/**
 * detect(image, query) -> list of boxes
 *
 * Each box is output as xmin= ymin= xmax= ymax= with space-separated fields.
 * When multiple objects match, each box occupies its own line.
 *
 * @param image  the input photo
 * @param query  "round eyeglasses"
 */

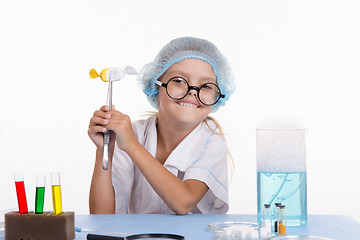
xmin=155 ymin=77 xmax=225 ymax=106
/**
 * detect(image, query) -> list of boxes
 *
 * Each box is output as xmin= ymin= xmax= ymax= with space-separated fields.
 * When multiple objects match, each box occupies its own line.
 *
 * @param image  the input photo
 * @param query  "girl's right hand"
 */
xmin=88 ymin=105 xmax=112 ymax=149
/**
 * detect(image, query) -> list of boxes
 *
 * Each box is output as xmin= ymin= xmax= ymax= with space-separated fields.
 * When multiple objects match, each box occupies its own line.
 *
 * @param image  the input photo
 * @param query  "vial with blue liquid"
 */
xmin=256 ymin=129 xmax=307 ymax=226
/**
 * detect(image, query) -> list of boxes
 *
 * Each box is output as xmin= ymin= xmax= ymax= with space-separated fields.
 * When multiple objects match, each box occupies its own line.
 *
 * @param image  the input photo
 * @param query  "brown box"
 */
xmin=5 ymin=211 xmax=75 ymax=240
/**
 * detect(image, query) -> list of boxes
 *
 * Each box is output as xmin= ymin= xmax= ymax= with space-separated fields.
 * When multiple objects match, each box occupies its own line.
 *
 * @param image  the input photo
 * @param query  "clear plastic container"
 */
xmin=272 ymin=236 xmax=333 ymax=240
xmin=208 ymin=222 xmax=259 ymax=233
xmin=208 ymin=222 xmax=260 ymax=240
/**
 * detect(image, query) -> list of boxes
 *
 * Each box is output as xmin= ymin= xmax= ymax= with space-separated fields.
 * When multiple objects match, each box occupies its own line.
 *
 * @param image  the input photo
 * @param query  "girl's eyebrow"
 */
xmin=166 ymin=70 xmax=216 ymax=83
xmin=166 ymin=70 xmax=187 ymax=78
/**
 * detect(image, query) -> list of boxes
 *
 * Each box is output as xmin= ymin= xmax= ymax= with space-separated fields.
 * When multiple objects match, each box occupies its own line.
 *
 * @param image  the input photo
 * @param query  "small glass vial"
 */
xmin=260 ymin=203 xmax=272 ymax=238
xmin=263 ymin=204 xmax=272 ymax=231
xmin=273 ymin=202 xmax=282 ymax=232
xmin=278 ymin=205 xmax=287 ymax=236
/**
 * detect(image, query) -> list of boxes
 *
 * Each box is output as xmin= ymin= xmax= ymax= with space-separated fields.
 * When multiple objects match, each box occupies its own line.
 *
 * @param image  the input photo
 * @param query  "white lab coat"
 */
xmin=112 ymin=116 xmax=229 ymax=214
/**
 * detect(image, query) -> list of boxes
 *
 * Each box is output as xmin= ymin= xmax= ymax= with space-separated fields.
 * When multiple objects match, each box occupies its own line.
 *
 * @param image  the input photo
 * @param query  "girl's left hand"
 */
xmin=105 ymin=106 xmax=138 ymax=152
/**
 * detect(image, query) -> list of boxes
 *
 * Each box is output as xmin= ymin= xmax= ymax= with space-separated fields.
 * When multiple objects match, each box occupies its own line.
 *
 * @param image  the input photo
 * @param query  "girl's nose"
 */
xmin=187 ymin=89 xmax=197 ymax=97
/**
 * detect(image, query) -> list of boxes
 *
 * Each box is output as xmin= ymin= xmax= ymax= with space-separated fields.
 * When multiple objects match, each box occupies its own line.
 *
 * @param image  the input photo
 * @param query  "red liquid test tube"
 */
xmin=14 ymin=171 xmax=28 ymax=214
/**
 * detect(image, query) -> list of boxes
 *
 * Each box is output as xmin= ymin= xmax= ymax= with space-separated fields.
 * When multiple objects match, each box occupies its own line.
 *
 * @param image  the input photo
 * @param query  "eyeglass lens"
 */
xmin=166 ymin=78 xmax=220 ymax=105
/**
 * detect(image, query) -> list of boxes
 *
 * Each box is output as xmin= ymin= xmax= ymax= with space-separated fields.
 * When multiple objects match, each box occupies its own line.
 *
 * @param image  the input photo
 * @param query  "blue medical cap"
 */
xmin=137 ymin=36 xmax=235 ymax=112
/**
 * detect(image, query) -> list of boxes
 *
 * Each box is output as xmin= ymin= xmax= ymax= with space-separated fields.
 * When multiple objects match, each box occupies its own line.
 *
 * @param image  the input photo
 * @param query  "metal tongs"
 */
xmin=90 ymin=66 xmax=137 ymax=170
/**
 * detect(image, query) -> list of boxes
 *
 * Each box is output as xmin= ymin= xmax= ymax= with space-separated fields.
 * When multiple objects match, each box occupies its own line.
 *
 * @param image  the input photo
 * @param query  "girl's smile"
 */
xmin=177 ymin=100 xmax=199 ymax=108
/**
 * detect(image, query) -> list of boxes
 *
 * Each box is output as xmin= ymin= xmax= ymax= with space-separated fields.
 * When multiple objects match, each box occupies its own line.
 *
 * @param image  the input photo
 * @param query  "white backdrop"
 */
xmin=1 ymin=0 xmax=360 ymax=223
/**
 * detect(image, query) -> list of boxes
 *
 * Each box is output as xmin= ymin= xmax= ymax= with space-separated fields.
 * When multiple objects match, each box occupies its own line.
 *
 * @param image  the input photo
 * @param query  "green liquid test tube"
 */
xmin=35 ymin=174 xmax=46 ymax=214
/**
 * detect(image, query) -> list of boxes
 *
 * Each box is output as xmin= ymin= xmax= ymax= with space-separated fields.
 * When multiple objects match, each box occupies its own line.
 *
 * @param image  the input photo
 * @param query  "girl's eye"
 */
xmin=202 ymin=84 xmax=214 ymax=90
xmin=172 ymin=78 xmax=186 ymax=84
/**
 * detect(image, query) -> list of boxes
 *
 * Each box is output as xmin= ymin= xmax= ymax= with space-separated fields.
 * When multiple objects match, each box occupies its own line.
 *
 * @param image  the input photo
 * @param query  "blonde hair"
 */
xmin=204 ymin=116 xmax=235 ymax=182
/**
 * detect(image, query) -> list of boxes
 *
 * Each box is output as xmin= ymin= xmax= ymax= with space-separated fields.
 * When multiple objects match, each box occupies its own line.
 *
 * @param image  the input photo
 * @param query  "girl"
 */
xmin=88 ymin=37 xmax=235 ymax=215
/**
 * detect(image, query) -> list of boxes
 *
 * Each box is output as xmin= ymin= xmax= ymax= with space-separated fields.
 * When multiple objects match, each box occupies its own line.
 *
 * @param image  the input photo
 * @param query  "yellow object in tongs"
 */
xmin=89 ymin=68 xmax=109 ymax=82
xmin=89 ymin=66 xmax=138 ymax=171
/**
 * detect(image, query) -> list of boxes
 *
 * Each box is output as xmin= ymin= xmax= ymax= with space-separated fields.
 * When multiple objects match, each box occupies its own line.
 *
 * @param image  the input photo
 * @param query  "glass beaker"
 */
xmin=256 ymin=129 xmax=307 ymax=226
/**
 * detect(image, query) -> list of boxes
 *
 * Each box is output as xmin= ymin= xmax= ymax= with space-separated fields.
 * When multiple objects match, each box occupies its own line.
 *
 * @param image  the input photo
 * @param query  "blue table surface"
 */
xmin=73 ymin=214 xmax=360 ymax=240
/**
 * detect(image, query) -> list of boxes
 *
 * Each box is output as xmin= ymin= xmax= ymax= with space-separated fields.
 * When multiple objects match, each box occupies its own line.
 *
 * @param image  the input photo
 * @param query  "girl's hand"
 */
xmin=105 ymin=107 xmax=138 ymax=153
xmin=88 ymin=105 xmax=113 ymax=149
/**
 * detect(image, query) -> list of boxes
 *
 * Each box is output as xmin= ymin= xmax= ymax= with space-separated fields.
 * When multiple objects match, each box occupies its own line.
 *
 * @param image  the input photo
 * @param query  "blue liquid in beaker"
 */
xmin=257 ymin=172 xmax=307 ymax=226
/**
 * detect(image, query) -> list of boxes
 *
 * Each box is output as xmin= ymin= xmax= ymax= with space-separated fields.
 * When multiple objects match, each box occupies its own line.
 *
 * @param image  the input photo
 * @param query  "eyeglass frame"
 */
xmin=155 ymin=76 xmax=225 ymax=106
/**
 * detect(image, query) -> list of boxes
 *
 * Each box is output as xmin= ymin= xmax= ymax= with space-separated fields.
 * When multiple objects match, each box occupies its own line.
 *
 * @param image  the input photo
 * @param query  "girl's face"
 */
xmin=157 ymin=59 xmax=216 ymax=127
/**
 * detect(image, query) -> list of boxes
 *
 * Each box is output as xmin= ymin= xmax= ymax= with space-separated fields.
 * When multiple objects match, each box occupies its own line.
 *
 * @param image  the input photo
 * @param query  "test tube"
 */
xmin=14 ymin=171 xmax=28 ymax=214
xmin=35 ymin=174 xmax=46 ymax=214
xmin=51 ymin=172 xmax=62 ymax=215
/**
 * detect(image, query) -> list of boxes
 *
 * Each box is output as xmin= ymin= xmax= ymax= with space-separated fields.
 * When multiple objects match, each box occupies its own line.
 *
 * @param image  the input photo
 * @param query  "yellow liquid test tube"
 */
xmin=51 ymin=172 xmax=62 ymax=215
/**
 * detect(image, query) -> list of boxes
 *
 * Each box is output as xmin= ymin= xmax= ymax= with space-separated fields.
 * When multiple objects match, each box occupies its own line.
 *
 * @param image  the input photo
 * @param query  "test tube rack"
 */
xmin=5 ymin=211 xmax=75 ymax=240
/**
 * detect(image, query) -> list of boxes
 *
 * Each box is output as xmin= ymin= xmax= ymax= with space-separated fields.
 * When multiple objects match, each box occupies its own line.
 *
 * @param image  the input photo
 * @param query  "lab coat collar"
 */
xmin=142 ymin=116 xmax=216 ymax=172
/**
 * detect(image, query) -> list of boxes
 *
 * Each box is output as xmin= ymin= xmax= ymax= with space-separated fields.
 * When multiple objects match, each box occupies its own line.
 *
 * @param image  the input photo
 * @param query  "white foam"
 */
xmin=256 ymin=129 xmax=306 ymax=172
